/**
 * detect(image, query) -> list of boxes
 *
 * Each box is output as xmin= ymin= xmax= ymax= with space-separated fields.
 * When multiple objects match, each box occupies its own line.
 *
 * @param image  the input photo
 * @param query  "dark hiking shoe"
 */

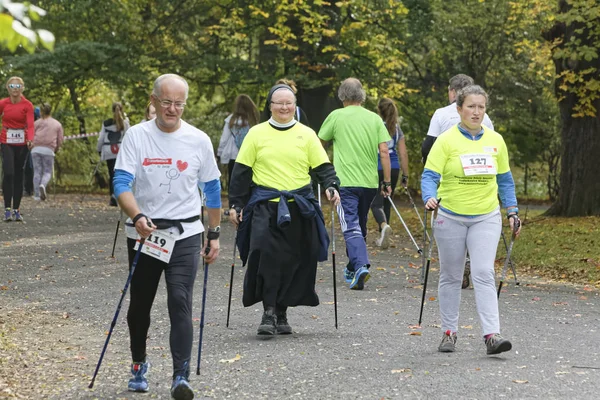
xmin=275 ymin=310 xmax=292 ymax=334
xmin=438 ymin=330 xmax=457 ymax=353
xmin=257 ymin=309 xmax=276 ymax=337
xmin=171 ymin=375 xmax=194 ymax=400
xmin=462 ymin=259 xmax=471 ymax=289
xmin=485 ymin=333 xmax=512 ymax=355
xmin=343 ymin=266 xmax=355 ymax=284
xmin=4 ymin=208 xmax=11 ymax=222
xmin=127 ymin=361 xmax=150 ymax=392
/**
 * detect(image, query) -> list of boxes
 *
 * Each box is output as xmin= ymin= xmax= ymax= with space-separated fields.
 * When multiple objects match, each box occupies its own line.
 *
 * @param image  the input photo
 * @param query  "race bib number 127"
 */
xmin=459 ymin=154 xmax=497 ymax=176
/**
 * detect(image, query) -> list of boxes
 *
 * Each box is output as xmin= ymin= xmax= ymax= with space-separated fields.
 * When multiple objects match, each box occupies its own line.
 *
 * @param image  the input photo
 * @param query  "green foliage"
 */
xmin=0 ymin=1 xmax=54 ymax=53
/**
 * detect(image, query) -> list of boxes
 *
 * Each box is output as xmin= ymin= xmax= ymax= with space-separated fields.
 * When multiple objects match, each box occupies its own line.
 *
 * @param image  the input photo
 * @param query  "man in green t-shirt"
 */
xmin=318 ymin=78 xmax=391 ymax=290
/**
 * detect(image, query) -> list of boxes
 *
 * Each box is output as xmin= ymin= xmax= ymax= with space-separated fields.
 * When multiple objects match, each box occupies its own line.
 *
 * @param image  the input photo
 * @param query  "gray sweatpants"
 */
xmin=32 ymin=153 xmax=54 ymax=197
xmin=433 ymin=208 xmax=502 ymax=336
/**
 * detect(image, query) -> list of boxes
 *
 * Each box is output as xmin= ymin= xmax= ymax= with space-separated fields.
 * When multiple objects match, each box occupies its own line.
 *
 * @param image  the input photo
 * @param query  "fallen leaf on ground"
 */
xmin=513 ymin=380 xmax=529 ymax=384
xmin=219 ymin=354 xmax=242 ymax=363
xmin=553 ymin=302 xmax=568 ymax=306
xmin=408 ymin=325 xmax=421 ymax=329
xmin=376 ymin=267 xmax=386 ymax=271
xmin=322 ymin=301 xmax=334 ymax=305
xmin=532 ymin=297 xmax=541 ymax=301
xmin=391 ymin=368 xmax=411 ymax=373
xmin=429 ymin=297 xmax=436 ymax=301
xmin=460 ymin=325 xmax=473 ymax=329
xmin=409 ymin=331 xmax=422 ymax=336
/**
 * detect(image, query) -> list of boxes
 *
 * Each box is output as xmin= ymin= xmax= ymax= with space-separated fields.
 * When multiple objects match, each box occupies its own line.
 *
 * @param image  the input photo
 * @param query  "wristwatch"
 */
xmin=207 ymin=226 xmax=220 ymax=240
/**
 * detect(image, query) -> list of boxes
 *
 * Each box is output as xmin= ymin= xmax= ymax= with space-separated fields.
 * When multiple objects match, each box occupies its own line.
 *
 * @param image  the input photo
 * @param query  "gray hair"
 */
xmin=338 ymin=78 xmax=366 ymax=104
xmin=449 ymin=74 xmax=474 ymax=92
xmin=152 ymin=74 xmax=189 ymax=99
xmin=456 ymin=85 xmax=489 ymax=107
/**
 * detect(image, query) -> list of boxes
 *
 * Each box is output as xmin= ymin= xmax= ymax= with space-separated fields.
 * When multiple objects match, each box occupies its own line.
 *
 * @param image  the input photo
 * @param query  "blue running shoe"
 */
xmin=349 ymin=265 xmax=370 ymax=290
xmin=12 ymin=209 xmax=23 ymax=222
xmin=171 ymin=375 xmax=194 ymax=400
xmin=343 ymin=267 xmax=355 ymax=284
xmin=127 ymin=361 xmax=150 ymax=392
xmin=4 ymin=208 xmax=11 ymax=222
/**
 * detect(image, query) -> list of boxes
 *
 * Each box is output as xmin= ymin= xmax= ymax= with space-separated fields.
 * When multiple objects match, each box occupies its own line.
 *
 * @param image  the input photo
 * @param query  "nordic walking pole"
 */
xmin=197 ymin=194 xmax=210 ymax=375
xmin=418 ymin=198 xmax=441 ymax=326
xmin=329 ymin=189 xmax=338 ymax=329
xmin=501 ymin=231 xmax=519 ymax=285
xmin=497 ymin=218 xmax=521 ymax=298
xmin=404 ymin=187 xmax=430 ymax=242
xmin=387 ymin=196 xmax=422 ymax=254
xmin=89 ymin=235 xmax=147 ymax=388
xmin=111 ymin=209 xmax=123 ymax=258
xmin=226 ymin=227 xmax=238 ymax=328
xmin=318 ymin=183 xmax=322 ymax=208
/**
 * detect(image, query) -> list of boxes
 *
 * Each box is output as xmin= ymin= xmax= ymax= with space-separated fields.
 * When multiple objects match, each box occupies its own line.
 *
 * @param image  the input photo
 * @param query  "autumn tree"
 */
xmin=544 ymin=0 xmax=600 ymax=216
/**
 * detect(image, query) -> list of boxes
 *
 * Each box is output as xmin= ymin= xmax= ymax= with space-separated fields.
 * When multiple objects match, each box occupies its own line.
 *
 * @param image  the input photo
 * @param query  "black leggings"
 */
xmin=1 ymin=144 xmax=29 ymax=209
xmin=370 ymin=168 xmax=400 ymax=229
xmin=126 ymin=234 xmax=201 ymax=378
xmin=106 ymin=158 xmax=116 ymax=196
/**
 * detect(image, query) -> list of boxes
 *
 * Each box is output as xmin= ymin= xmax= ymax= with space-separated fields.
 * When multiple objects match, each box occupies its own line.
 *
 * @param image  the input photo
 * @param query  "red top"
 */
xmin=0 ymin=95 xmax=35 ymax=145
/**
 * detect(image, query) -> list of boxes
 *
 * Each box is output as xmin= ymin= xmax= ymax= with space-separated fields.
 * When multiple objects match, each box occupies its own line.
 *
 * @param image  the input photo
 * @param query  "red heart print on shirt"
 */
xmin=176 ymin=160 xmax=188 ymax=172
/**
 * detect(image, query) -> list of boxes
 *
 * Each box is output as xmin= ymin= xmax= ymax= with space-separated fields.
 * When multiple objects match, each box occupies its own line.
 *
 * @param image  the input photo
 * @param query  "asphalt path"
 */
xmin=1 ymin=195 xmax=598 ymax=399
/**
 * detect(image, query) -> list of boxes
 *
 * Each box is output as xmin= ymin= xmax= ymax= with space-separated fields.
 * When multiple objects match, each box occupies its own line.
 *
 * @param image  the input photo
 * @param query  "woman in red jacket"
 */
xmin=0 ymin=76 xmax=34 ymax=222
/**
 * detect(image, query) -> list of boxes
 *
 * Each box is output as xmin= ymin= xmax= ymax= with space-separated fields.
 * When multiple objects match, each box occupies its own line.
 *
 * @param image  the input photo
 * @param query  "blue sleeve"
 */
xmin=199 ymin=178 xmax=222 ymax=208
xmin=113 ymin=169 xmax=134 ymax=198
xmin=421 ymin=168 xmax=441 ymax=204
xmin=496 ymin=171 xmax=517 ymax=208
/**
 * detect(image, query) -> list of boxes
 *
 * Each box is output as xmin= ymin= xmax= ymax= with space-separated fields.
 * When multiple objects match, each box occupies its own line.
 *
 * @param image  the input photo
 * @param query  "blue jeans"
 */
xmin=338 ymin=187 xmax=377 ymax=271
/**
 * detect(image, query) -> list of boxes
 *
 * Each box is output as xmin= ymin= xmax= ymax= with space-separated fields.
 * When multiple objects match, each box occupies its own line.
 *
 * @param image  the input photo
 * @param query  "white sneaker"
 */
xmin=378 ymin=224 xmax=392 ymax=249
xmin=33 ymin=196 xmax=41 ymax=201
xmin=39 ymin=185 xmax=47 ymax=201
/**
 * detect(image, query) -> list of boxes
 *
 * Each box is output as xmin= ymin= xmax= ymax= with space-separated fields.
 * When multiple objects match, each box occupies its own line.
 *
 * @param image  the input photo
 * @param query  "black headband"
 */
xmin=266 ymin=84 xmax=295 ymax=106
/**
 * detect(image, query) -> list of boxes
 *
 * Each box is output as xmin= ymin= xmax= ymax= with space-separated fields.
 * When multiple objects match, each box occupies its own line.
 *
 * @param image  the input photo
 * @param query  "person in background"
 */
xmin=421 ymin=74 xmax=495 ymax=289
xmin=421 ymin=84 xmax=521 ymax=356
xmin=0 ymin=76 xmax=34 ymax=222
xmin=32 ymin=103 xmax=64 ymax=201
xmin=216 ymin=94 xmax=259 ymax=192
xmin=23 ymin=107 xmax=41 ymax=197
xmin=142 ymin=102 xmax=156 ymax=122
xmin=370 ymin=98 xmax=409 ymax=249
xmin=318 ymin=78 xmax=392 ymax=290
xmin=97 ymin=102 xmax=130 ymax=206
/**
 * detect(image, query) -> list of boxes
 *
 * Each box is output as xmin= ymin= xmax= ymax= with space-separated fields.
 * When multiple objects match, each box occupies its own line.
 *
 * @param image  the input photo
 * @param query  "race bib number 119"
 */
xmin=133 ymin=230 xmax=177 ymax=263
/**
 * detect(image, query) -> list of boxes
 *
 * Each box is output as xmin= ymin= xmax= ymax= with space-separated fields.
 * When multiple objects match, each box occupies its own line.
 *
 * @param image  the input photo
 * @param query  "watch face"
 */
xmin=210 ymin=226 xmax=221 ymax=233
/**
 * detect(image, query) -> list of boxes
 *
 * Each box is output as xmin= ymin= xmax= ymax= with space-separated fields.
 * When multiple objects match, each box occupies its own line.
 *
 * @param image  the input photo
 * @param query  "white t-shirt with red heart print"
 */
xmin=115 ymin=119 xmax=221 ymax=240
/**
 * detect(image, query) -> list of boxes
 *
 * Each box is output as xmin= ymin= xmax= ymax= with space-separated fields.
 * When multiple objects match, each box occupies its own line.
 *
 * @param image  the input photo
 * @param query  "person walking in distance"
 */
xmin=216 ymin=94 xmax=259 ymax=191
xmin=228 ymin=83 xmax=340 ymax=337
xmin=98 ymin=102 xmax=130 ymax=206
xmin=318 ymin=78 xmax=392 ymax=290
xmin=421 ymin=85 xmax=521 ymax=356
xmin=32 ymin=103 xmax=63 ymax=201
xmin=113 ymin=74 xmax=222 ymax=399
xmin=370 ymin=98 xmax=409 ymax=249
xmin=0 ymin=76 xmax=35 ymax=222
xmin=421 ymin=74 xmax=494 ymax=289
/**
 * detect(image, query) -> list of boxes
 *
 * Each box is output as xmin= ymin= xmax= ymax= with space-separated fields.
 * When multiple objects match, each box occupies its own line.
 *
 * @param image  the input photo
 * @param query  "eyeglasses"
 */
xmin=271 ymin=101 xmax=295 ymax=108
xmin=154 ymin=97 xmax=186 ymax=110
xmin=8 ymin=84 xmax=22 ymax=89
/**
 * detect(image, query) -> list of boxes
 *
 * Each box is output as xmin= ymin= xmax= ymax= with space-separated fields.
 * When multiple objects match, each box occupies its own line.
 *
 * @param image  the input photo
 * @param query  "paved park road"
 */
xmin=1 ymin=195 xmax=598 ymax=399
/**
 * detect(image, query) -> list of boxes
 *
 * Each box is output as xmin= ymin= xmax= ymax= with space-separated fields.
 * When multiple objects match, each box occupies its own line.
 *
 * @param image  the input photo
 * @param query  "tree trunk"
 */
xmin=544 ymin=0 xmax=600 ymax=216
xmin=67 ymin=83 xmax=86 ymax=135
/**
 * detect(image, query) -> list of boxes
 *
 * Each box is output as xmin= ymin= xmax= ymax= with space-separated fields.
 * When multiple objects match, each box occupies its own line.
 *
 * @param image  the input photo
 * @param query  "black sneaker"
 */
xmin=275 ymin=310 xmax=292 ymax=335
xmin=170 ymin=375 xmax=194 ymax=400
xmin=257 ymin=309 xmax=276 ymax=337
xmin=438 ymin=330 xmax=457 ymax=353
xmin=462 ymin=259 xmax=471 ymax=289
xmin=485 ymin=333 xmax=512 ymax=355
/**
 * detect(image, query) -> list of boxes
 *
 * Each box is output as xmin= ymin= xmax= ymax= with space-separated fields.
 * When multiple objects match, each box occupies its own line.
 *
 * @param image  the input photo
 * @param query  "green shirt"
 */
xmin=424 ymin=125 xmax=510 ymax=215
xmin=318 ymin=106 xmax=389 ymax=188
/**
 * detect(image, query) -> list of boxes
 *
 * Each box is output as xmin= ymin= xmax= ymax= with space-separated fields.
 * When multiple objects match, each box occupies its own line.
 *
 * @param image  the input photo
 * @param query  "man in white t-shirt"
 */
xmin=113 ymin=74 xmax=221 ymax=399
xmin=420 ymin=74 xmax=495 ymax=290
xmin=421 ymin=74 xmax=494 ymax=163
